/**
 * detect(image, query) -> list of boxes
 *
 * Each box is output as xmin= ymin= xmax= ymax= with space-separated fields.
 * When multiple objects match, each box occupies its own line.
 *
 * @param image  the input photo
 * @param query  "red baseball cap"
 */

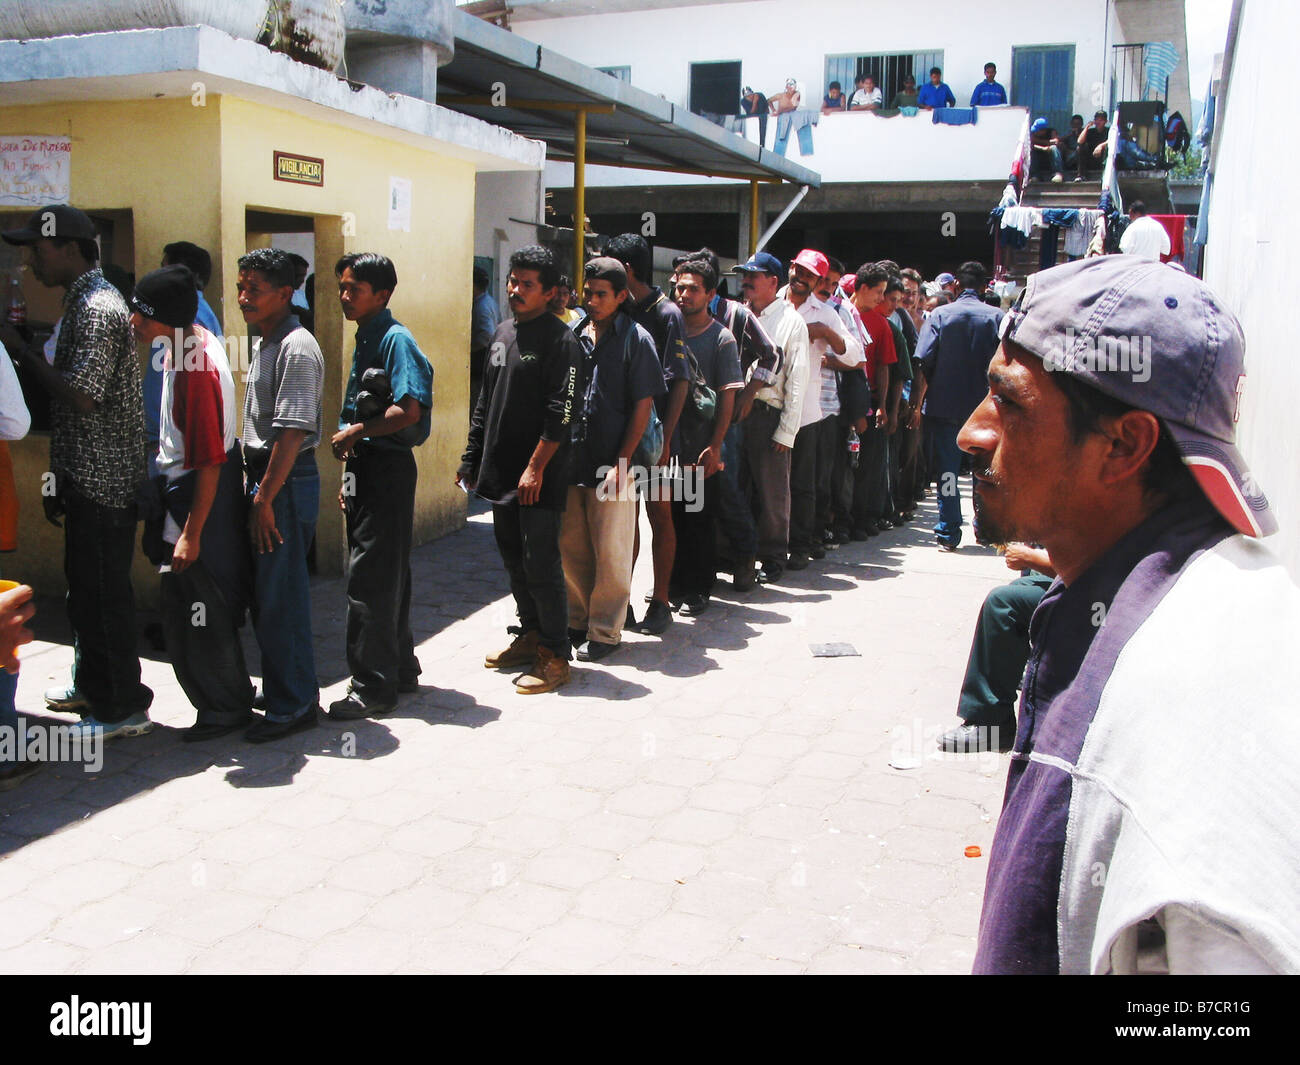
xmin=791 ymin=249 xmax=829 ymax=278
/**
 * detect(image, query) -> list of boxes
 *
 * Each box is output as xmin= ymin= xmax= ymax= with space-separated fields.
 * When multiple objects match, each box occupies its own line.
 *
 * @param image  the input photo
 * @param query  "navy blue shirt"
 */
xmin=916 ymin=290 xmax=1003 ymax=422
xmin=969 ymin=80 xmax=1008 ymax=107
xmin=573 ymin=314 xmax=666 ymax=486
xmin=974 ymin=499 xmax=1230 ymax=973
xmin=340 ymin=308 xmax=433 ymax=449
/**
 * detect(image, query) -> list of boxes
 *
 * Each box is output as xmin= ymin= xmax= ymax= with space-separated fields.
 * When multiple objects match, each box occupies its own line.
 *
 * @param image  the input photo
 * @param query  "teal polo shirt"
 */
xmin=340 ymin=308 xmax=434 ymax=449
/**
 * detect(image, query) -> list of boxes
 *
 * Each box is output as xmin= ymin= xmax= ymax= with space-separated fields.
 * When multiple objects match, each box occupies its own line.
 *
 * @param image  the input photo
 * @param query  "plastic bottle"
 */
xmin=5 ymin=277 xmax=25 ymax=329
xmin=847 ymin=427 xmax=860 ymax=469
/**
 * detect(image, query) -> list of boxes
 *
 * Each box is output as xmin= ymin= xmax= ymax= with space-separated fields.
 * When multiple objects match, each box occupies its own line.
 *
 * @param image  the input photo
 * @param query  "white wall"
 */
xmin=516 ymin=0 xmax=1114 ymax=124
xmin=474 ymin=168 xmax=546 ymax=297
xmin=548 ymin=104 xmax=1029 ymax=187
xmin=1202 ymin=0 xmax=1300 ymax=579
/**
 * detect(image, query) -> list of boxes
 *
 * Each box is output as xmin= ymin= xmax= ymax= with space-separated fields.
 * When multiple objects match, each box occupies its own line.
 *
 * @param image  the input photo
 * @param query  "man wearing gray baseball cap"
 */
xmin=962 ymin=256 xmax=1297 ymax=974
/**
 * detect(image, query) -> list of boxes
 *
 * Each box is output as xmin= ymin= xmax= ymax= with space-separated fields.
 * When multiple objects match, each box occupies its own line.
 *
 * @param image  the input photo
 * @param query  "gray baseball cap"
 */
xmin=999 ymin=255 xmax=1275 ymax=537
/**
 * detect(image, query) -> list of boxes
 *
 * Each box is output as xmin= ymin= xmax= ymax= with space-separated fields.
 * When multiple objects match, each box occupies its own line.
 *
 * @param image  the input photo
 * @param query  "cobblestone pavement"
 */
xmin=0 ymin=493 xmax=1014 ymax=974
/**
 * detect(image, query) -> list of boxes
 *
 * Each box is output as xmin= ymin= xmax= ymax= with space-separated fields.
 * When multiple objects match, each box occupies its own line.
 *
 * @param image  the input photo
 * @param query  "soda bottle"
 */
xmin=847 ymin=427 xmax=860 ymax=469
xmin=5 ymin=277 xmax=25 ymax=330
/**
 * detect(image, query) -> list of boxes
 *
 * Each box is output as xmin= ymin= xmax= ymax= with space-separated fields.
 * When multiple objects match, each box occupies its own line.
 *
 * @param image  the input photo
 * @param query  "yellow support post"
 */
xmin=749 ymin=180 xmax=760 ymax=258
xmin=573 ymin=107 xmax=587 ymax=292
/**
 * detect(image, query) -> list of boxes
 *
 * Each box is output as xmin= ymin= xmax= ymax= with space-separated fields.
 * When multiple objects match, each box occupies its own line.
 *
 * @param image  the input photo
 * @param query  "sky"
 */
xmin=1184 ymin=0 xmax=1233 ymax=98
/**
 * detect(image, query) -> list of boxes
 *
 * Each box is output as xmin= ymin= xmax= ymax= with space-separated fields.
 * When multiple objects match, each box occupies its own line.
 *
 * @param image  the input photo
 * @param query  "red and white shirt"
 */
xmin=157 ymin=326 xmax=236 ymax=543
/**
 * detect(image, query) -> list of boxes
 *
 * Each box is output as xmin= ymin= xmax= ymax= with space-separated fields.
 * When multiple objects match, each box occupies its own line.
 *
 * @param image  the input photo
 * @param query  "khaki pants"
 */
xmin=560 ymin=485 xmax=637 ymax=645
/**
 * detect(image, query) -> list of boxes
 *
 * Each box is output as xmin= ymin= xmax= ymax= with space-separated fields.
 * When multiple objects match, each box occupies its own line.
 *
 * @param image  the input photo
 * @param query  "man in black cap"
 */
xmin=130 ymin=265 xmax=253 ymax=741
xmin=0 ymin=205 xmax=153 ymax=739
xmin=964 ymin=257 xmax=1294 ymax=974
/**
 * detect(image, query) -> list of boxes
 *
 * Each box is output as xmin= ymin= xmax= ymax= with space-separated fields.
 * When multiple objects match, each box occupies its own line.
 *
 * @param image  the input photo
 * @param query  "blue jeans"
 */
xmin=927 ymin=416 xmax=966 ymax=546
xmin=773 ymin=122 xmax=815 ymax=157
xmin=715 ymin=423 xmax=757 ymax=557
xmin=250 ymin=454 xmax=319 ymax=721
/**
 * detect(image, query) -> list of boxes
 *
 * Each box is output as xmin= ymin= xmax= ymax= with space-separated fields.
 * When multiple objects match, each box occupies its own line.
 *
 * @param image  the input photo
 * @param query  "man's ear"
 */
xmin=615 ymin=288 xmax=629 ymax=306
xmin=1096 ymin=409 xmax=1162 ymax=488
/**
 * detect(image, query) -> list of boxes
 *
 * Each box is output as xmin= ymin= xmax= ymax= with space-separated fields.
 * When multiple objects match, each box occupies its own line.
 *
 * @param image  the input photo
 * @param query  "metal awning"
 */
xmin=440 ymin=10 xmax=820 ymax=279
xmin=442 ymin=10 xmax=819 ymax=186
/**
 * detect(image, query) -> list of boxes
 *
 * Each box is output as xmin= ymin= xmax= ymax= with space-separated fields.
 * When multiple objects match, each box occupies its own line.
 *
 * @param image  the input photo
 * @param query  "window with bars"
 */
xmin=824 ymin=50 xmax=943 ymax=107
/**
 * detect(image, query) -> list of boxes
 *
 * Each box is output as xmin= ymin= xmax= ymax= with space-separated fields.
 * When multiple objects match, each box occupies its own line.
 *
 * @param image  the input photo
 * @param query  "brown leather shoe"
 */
xmin=485 ymin=629 xmax=540 ymax=669
xmin=515 ymin=645 xmax=571 ymax=695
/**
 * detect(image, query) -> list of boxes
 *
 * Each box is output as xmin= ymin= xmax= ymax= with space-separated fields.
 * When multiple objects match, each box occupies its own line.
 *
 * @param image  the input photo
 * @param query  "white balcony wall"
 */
xmin=515 ymin=0 xmax=1114 ymax=126
xmin=546 ymin=104 xmax=1028 ymax=188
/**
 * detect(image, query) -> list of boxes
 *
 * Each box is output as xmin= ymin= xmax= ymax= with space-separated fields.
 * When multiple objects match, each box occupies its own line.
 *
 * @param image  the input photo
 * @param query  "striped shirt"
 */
xmin=242 ymin=313 xmax=323 ymax=460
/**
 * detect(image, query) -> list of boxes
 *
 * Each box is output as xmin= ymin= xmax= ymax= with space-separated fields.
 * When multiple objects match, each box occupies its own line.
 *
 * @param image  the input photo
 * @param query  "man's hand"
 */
xmin=907 ymin=407 xmax=922 ymax=430
xmin=331 ymin=424 xmax=363 ymax=461
xmin=655 ymin=444 xmax=671 ymax=468
xmin=853 ymin=416 xmax=869 ymax=434
xmin=338 ymin=484 xmax=348 ymax=513
xmin=171 ymin=528 xmax=200 ymax=573
xmin=733 ymin=391 xmax=756 ymax=423
xmin=0 ymin=584 xmax=36 ymax=673
xmin=518 ymin=463 xmax=543 ymax=506
xmin=698 ymin=444 xmax=723 ymax=478
xmin=875 ymin=407 xmax=888 ymax=429
xmin=601 ymin=462 xmax=629 ymax=500
xmin=249 ymin=496 xmax=282 ymax=554
xmin=805 ymin=322 xmax=832 ymax=345
xmin=771 ymin=439 xmax=790 ymax=454
xmin=1003 ymin=543 xmax=1035 ymax=571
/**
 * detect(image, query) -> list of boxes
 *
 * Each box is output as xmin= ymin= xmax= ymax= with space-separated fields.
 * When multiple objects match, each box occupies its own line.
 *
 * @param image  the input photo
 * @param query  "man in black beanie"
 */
xmin=130 ymin=265 xmax=254 ymax=741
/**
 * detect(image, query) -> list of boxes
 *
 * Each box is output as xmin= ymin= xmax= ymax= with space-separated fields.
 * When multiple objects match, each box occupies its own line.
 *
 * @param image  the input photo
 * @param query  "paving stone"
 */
xmin=186 ymin=928 xmax=309 ymax=974
xmin=573 ymin=876 xmax=672 ymax=927
xmin=507 ymin=916 xmax=628 ymax=973
xmin=523 ymin=845 xmax=617 ymax=891
xmin=626 ymin=911 xmax=732 ymax=967
xmin=606 ymin=782 xmax=689 ymax=819
xmin=466 ymin=880 xmax=572 ymax=934
xmin=654 ymin=808 xmax=738 ymax=847
xmin=261 ymin=885 xmax=375 ymax=941
xmin=48 ymin=896 xmax=166 ymax=951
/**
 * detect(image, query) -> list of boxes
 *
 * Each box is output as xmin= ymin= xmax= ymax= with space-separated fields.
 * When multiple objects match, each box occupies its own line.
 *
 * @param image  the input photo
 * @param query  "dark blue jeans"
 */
xmin=63 ymin=483 xmax=153 ymax=723
xmin=927 ymin=416 xmax=966 ymax=546
xmin=249 ymin=454 xmax=319 ymax=721
xmin=715 ymin=423 xmax=757 ymax=558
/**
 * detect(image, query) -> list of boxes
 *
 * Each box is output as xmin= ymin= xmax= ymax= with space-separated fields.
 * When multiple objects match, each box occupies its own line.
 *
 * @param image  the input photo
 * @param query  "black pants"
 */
xmin=63 ymin=482 xmax=152 ymax=723
xmin=670 ymin=475 xmax=718 ymax=598
xmin=958 ymin=572 xmax=1054 ymax=727
xmin=162 ymin=561 xmax=254 ymax=725
xmin=492 ymin=499 xmax=570 ymax=659
xmin=827 ymin=415 xmax=856 ymax=535
xmin=789 ymin=416 xmax=837 ymax=554
xmin=345 ymin=446 xmax=421 ymax=702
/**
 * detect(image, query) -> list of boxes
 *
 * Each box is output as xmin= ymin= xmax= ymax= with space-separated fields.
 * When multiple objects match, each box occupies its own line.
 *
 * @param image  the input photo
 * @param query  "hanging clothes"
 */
xmin=1064 ymin=209 xmax=1102 ymax=258
xmin=1152 ymin=214 xmax=1186 ymax=261
xmin=932 ymin=107 xmax=978 ymax=126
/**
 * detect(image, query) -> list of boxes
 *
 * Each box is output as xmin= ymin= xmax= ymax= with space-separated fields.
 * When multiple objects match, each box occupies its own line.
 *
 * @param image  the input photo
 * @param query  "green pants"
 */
xmin=957 ymin=572 xmax=1054 ymax=727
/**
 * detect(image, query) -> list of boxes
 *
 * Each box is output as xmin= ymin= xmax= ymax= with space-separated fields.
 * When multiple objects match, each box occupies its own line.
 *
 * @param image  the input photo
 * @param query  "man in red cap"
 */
xmin=783 ymin=249 xmax=862 ymax=569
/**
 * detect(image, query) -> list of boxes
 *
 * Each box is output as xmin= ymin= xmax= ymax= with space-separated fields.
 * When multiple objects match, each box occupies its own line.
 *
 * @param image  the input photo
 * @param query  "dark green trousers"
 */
xmin=957 ymin=572 xmax=1054 ymax=726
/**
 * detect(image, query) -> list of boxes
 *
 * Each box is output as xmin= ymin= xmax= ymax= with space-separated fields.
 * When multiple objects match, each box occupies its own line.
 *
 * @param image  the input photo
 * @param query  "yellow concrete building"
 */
xmin=0 ymin=24 xmax=542 ymax=599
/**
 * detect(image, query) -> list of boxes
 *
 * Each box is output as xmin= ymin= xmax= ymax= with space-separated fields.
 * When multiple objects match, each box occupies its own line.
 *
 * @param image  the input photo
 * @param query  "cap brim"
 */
xmin=1 ymin=228 xmax=39 ymax=245
xmin=1165 ymin=424 xmax=1277 ymax=537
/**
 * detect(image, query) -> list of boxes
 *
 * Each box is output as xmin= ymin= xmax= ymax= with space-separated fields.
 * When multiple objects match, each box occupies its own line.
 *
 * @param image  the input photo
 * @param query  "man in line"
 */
xmin=847 ymin=264 xmax=898 ymax=539
xmin=471 ymin=265 xmax=499 ymax=402
xmin=783 ymin=250 xmax=862 ymax=569
xmin=911 ymin=260 xmax=1002 ymax=551
xmin=734 ymin=253 xmax=808 ymax=585
xmin=969 ymin=62 xmax=1008 ymax=106
xmin=130 ymin=265 xmax=253 ymax=741
xmin=1118 ymin=201 xmax=1171 ymax=261
xmin=669 ymin=260 xmax=741 ymax=616
xmin=328 ymin=253 xmax=433 ymax=719
xmin=562 ymin=257 xmax=663 ymax=663
xmin=604 ymin=234 xmax=689 ymax=636
xmin=459 ymin=245 xmax=583 ymax=694
xmin=918 ymin=67 xmax=956 ymax=110
xmin=966 ymin=256 xmax=1296 ymax=973
xmin=676 ymin=247 xmax=781 ymax=591
xmin=2 ymin=205 xmax=154 ymax=739
xmin=238 ymin=247 xmax=325 ymax=741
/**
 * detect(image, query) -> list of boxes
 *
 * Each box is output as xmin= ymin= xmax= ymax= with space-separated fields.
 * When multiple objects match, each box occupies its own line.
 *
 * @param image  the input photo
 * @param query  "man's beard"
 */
xmin=971 ymin=477 xmax=1013 ymax=547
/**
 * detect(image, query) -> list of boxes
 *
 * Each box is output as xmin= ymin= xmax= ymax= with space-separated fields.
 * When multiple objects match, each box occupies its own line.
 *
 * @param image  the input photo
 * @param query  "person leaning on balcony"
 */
xmin=918 ymin=67 xmax=956 ymax=110
xmin=969 ymin=62 xmax=1008 ymax=106
xmin=849 ymin=75 xmax=882 ymax=111
xmin=821 ymin=80 xmax=847 ymax=114
xmin=891 ymin=74 xmax=920 ymax=110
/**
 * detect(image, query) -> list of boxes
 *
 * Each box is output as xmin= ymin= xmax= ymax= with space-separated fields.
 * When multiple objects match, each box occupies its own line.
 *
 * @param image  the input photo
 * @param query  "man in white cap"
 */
xmin=965 ymin=256 xmax=1296 ymax=974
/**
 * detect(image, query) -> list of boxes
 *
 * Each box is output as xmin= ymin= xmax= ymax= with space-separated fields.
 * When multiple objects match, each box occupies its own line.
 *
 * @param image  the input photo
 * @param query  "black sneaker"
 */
xmin=567 ymin=627 xmax=588 ymax=649
xmin=679 ymin=594 xmax=711 ymax=617
xmin=634 ymin=600 xmax=673 ymax=635
xmin=786 ymin=553 xmax=811 ymax=571
xmin=577 ymin=640 xmax=620 ymax=663
xmin=327 ymin=692 xmax=396 ymax=721
xmin=245 ymin=709 xmax=319 ymax=743
xmin=757 ymin=561 xmax=784 ymax=583
xmin=808 ymin=544 xmax=826 ymax=560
